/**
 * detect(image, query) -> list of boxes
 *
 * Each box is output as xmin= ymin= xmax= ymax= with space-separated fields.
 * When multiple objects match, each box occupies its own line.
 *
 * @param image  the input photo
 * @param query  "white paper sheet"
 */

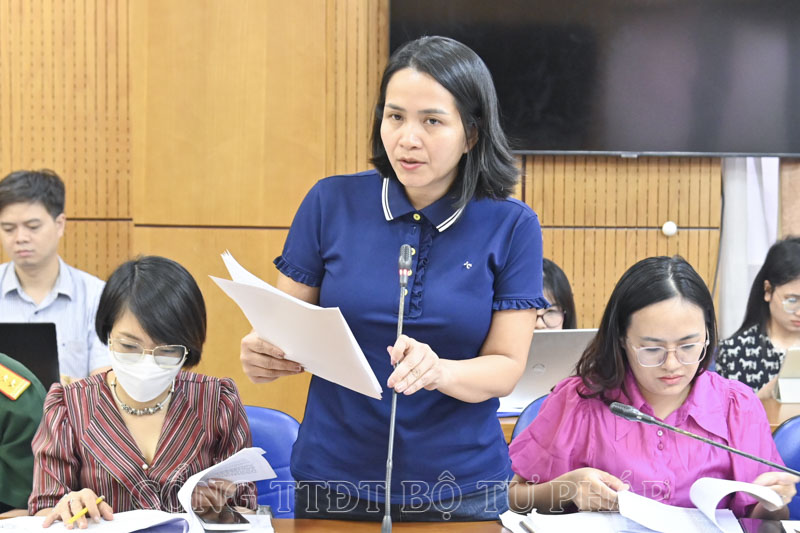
xmin=783 ymin=519 xmax=800 ymax=532
xmin=689 ymin=478 xmax=781 ymax=533
xmin=500 ymin=509 xmax=647 ymax=533
xmin=177 ymin=447 xmax=276 ymax=532
xmin=0 ymin=511 xmax=274 ymax=533
xmin=0 ymin=510 xmax=189 ymax=532
xmin=211 ymin=251 xmax=382 ymax=399
xmin=619 ymin=490 xmax=741 ymax=533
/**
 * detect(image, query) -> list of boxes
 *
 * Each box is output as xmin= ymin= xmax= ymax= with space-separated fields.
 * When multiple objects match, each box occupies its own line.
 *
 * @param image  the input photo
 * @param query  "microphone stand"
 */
xmin=383 ymin=245 xmax=412 ymax=533
xmin=610 ymin=402 xmax=800 ymax=477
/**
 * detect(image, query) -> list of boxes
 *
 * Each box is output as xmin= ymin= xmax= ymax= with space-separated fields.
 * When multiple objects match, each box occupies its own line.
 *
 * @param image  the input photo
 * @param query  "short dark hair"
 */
xmin=575 ymin=256 xmax=717 ymax=401
xmin=736 ymin=236 xmax=800 ymax=337
xmin=96 ymin=256 xmax=207 ymax=367
xmin=0 ymin=169 xmax=65 ymax=219
xmin=542 ymin=258 xmax=577 ymax=329
xmin=370 ymin=36 xmax=518 ymax=210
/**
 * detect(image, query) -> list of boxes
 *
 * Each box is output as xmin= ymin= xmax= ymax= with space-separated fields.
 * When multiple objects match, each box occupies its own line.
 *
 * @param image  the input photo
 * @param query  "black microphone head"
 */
xmin=399 ymin=244 xmax=413 ymax=270
xmin=609 ymin=402 xmax=657 ymax=425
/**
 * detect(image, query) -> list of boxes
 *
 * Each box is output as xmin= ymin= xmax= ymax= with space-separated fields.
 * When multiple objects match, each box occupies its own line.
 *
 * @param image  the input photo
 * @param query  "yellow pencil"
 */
xmin=66 ymin=495 xmax=105 ymax=525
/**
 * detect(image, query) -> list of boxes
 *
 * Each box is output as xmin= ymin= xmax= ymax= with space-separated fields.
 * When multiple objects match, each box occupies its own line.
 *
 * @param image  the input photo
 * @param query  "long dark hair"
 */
xmin=543 ymin=258 xmax=577 ymax=329
xmin=96 ymin=256 xmax=207 ymax=367
xmin=370 ymin=36 xmax=518 ymax=210
xmin=735 ymin=236 xmax=800 ymax=337
xmin=575 ymin=256 xmax=717 ymax=400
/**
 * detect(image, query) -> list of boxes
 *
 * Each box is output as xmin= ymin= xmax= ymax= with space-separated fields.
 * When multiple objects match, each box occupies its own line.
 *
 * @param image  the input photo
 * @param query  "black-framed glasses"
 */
xmin=536 ymin=307 xmax=565 ymax=328
xmin=626 ymin=335 xmax=709 ymax=368
xmin=108 ymin=337 xmax=187 ymax=369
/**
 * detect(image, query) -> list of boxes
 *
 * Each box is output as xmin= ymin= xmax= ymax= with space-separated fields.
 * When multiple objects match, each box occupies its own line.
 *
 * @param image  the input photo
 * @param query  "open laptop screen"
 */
xmin=499 ymin=328 xmax=597 ymax=415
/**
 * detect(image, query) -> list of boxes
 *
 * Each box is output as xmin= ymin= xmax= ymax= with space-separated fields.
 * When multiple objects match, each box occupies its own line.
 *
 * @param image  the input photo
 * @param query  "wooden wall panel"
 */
xmin=0 ymin=0 xmax=131 ymax=279
xmin=525 ymin=155 xmax=722 ymax=328
xmin=524 ymin=156 xmax=721 ymax=229
xmin=130 ymin=0 xmax=388 ymax=229
xmin=543 ymin=228 xmax=721 ymax=328
xmin=0 ymin=0 xmax=130 ymax=220
xmin=781 ymin=159 xmax=800 ymax=236
xmin=132 ymin=227 xmax=312 ymax=421
xmin=130 ymin=1 xmax=389 ymax=412
xmin=131 ymin=0 xmax=328 ymax=228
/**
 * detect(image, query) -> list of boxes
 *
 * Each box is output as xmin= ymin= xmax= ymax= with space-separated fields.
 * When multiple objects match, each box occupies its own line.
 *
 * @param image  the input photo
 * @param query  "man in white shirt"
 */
xmin=0 ymin=170 xmax=109 ymax=382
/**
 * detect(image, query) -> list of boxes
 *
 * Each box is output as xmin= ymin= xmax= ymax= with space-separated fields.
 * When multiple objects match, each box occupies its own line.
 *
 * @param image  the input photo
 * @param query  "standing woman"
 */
xmin=240 ymin=36 xmax=545 ymax=521
xmin=717 ymin=236 xmax=800 ymax=398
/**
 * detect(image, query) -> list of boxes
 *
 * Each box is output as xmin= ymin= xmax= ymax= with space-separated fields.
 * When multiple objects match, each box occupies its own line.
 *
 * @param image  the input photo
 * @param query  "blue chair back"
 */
xmin=244 ymin=405 xmax=300 ymax=518
xmin=773 ymin=414 xmax=800 ymax=520
xmin=511 ymin=394 xmax=548 ymax=441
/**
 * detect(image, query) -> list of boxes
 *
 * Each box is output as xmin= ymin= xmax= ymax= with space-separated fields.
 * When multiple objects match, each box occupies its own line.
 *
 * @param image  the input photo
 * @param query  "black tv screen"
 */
xmin=390 ymin=0 xmax=800 ymax=156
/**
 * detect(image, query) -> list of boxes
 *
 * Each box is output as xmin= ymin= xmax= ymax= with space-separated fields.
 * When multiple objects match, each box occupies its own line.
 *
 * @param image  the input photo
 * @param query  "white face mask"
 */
xmin=110 ymin=351 xmax=183 ymax=402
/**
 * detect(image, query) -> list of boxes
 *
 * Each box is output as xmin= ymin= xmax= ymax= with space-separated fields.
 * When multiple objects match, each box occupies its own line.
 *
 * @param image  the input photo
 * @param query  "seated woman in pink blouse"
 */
xmin=29 ymin=256 xmax=254 ymax=528
xmin=509 ymin=256 xmax=798 ymax=520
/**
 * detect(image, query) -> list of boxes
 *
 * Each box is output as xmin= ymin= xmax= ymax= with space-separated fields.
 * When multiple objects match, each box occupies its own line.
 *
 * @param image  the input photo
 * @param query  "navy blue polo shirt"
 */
xmin=276 ymin=169 xmax=546 ymax=504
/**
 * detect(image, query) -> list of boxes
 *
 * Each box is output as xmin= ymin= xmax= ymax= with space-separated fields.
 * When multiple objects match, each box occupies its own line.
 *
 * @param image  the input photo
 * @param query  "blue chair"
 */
xmin=244 ymin=405 xmax=300 ymax=518
xmin=511 ymin=394 xmax=548 ymax=441
xmin=773 ymin=414 xmax=800 ymax=520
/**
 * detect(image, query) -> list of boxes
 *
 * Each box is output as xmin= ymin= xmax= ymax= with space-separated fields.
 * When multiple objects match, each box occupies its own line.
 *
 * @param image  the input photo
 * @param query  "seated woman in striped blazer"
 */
xmin=28 ymin=256 xmax=254 ymax=528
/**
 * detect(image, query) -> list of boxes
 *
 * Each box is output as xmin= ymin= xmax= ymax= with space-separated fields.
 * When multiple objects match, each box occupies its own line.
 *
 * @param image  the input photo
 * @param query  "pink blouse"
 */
xmin=509 ymin=370 xmax=784 ymax=517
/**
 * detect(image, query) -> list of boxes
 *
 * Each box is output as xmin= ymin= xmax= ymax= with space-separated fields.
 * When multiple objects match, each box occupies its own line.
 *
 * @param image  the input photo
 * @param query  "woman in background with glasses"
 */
xmin=717 ymin=236 xmax=800 ymax=399
xmin=536 ymin=258 xmax=577 ymax=330
xmin=508 ymin=256 xmax=797 ymax=519
xmin=29 ymin=256 xmax=254 ymax=528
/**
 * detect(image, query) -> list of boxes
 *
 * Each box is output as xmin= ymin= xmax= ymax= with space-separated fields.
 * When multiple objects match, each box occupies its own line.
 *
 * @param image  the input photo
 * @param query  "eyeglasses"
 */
xmin=108 ymin=338 xmax=187 ymax=369
xmin=536 ymin=308 xmax=565 ymax=328
xmin=626 ymin=336 xmax=709 ymax=368
xmin=782 ymin=295 xmax=800 ymax=314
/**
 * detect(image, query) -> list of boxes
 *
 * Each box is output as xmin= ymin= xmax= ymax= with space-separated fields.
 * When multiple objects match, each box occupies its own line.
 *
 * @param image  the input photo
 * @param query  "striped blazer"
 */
xmin=28 ymin=371 xmax=254 ymax=514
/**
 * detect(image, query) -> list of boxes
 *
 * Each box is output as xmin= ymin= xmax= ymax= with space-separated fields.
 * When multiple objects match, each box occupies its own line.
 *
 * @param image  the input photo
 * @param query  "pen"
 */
xmin=519 ymin=519 xmax=535 ymax=533
xmin=66 ymin=495 xmax=105 ymax=525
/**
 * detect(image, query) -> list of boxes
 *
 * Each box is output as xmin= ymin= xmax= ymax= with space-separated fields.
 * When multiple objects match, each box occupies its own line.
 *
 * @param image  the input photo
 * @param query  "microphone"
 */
xmin=398 ymin=244 xmax=412 ymax=287
xmin=609 ymin=402 xmax=800 ymax=477
xmin=383 ymin=244 xmax=413 ymax=533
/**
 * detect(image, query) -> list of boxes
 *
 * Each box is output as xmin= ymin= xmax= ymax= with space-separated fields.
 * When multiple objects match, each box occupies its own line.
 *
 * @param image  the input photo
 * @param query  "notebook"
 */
xmin=498 ymin=328 xmax=597 ymax=415
xmin=0 ymin=322 xmax=60 ymax=389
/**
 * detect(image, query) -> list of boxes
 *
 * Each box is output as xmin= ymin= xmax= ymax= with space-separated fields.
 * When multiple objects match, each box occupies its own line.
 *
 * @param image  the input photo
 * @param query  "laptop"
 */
xmin=777 ymin=346 xmax=800 ymax=403
xmin=498 ymin=328 xmax=597 ymax=415
xmin=0 ymin=322 xmax=60 ymax=389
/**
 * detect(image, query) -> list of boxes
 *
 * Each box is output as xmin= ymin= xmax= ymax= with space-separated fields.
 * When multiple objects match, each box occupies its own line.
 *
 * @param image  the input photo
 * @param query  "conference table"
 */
xmin=499 ymin=397 xmax=800 ymax=442
xmin=272 ymin=519 xmax=506 ymax=531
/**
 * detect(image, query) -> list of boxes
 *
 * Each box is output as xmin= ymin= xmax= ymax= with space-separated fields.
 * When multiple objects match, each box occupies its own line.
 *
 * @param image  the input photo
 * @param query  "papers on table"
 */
xmin=210 ymin=251 xmax=382 ymax=399
xmin=177 ymin=447 xmax=276 ymax=531
xmin=618 ymin=491 xmax=740 ymax=533
xmin=500 ymin=509 xmax=653 ymax=533
xmin=687 ymin=478 xmax=781 ymax=533
xmin=0 ymin=448 xmax=277 ymax=533
xmin=501 ymin=477 xmax=784 ymax=533
xmin=0 ymin=510 xmax=190 ymax=532
xmin=0 ymin=510 xmax=273 ymax=533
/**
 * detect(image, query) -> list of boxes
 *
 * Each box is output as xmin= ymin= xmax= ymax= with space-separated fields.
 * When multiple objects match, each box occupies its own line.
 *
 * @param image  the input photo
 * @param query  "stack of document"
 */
xmin=0 ymin=448 xmax=276 ymax=533
xmin=500 ymin=477 xmax=783 ymax=533
xmin=211 ymin=251 xmax=382 ymax=399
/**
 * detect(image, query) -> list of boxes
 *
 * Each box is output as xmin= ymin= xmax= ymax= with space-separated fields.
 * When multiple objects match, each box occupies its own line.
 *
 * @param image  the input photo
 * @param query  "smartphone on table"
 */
xmin=196 ymin=505 xmax=251 ymax=531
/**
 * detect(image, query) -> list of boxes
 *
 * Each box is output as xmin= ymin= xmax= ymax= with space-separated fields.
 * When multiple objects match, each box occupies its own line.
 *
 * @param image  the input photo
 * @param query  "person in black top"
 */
xmin=717 ymin=237 xmax=800 ymax=398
